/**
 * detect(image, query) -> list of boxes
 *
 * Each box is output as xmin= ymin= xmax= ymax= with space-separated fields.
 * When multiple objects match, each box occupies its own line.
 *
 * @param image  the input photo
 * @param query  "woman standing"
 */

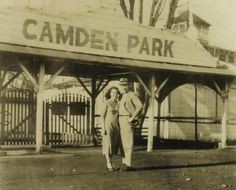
xmin=101 ymin=86 xmax=121 ymax=171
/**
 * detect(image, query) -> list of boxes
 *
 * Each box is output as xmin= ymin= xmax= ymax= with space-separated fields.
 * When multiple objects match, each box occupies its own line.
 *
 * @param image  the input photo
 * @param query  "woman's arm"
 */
xmin=100 ymin=101 xmax=108 ymax=135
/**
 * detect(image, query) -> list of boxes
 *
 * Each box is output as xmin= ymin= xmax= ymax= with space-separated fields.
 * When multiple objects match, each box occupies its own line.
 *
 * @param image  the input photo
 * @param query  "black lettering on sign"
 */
xmin=127 ymin=35 xmax=139 ymax=53
xmin=152 ymin=38 xmax=162 ymax=56
xmin=164 ymin=40 xmax=174 ymax=57
xmin=39 ymin=22 xmax=53 ymax=42
xmin=56 ymin=24 xmax=74 ymax=45
xmin=91 ymin=29 xmax=104 ymax=50
xmin=23 ymin=19 xmax=37 ymax=40
xmin=105 ymin=32 xmax=118 ymax=52
xmin=75 ymin=27 xmax=89 ymax=47
xmin=139 ymin=37 xmax=150 ymax=55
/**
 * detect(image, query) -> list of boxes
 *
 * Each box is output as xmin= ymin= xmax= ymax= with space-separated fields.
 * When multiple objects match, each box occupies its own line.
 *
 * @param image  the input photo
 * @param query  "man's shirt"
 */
xmin=119 ymin=92 xmax=142 ymax=116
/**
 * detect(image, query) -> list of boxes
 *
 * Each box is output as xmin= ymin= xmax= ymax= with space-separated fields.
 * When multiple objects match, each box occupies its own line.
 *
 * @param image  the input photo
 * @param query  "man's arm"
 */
xmin=129 ymin=94 xmax=143 ymax=121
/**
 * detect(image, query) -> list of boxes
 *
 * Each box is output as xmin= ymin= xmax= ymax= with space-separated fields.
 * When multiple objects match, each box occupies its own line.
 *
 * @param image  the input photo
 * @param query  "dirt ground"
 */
xmin=0 ymin=147 xmax=235 ymax=190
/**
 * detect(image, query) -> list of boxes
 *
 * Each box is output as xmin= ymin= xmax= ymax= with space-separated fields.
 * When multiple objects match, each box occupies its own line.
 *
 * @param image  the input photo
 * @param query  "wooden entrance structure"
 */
xmin=0 ymin=7 xmax=235 ymax=153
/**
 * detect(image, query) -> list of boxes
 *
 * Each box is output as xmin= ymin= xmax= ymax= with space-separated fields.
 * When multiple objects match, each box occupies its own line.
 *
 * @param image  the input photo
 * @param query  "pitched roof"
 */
xmin=1 ymin=7 xmax=234 ymax=77
xmin=174 ymin=10 xmax=211 ymax=26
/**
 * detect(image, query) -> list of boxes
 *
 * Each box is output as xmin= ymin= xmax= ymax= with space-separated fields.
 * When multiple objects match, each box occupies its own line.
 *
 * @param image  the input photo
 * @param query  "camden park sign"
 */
xmin=0 ymin=9 xmax=216 ymax=67
xmin=23 ymin=18 xmax=174 ymax=58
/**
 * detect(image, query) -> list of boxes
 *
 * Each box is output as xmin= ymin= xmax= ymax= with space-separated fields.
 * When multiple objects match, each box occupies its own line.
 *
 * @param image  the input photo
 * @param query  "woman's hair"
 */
xmin=104 ymin=86 xmax=121 ymax=100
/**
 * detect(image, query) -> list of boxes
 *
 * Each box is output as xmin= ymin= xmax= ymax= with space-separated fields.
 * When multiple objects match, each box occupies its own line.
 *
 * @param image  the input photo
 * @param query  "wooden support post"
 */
xmin=45 ymin=103 xmax=49 ymax=145
xmin=147 ymin=73 xmax=155 ymax=152
xmin=194 ymin=83 xmax=198 ymax=143
xmin=162 ymin=97 xmax=170 ymax=139
xmin=156 ymin=102 xmax=161 ymax=140
xmin=36 ymin=63 xmax=45 ymax=153
xmin=91 ymin=76 xmax=97 ymax=146
xmin=0 ymin=102 xmax=5 ymax=145
xmin=221 ymin=81 xmax=229 ymax=149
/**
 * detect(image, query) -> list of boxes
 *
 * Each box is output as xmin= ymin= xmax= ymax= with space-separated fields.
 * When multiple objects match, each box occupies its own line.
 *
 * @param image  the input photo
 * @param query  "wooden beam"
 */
xmin=1 ymin=43 xmax=234 ymax=76
xmin=147 ymin=73 xmax=156 ymax=152
xmin=209 ymin=77 xmax=222 ymax=95
xmin=155 ymin=74 xmax=171 ymax=98
xmin=44 ymin=65 xmax=65 ymax=90
xmin=0 ymin=72 xmax=21 ymax=93
xmin=35 ymin=63 xmax=45 ymax=153
xmin=96 ymin=77 xmax=104 ymax=92
xmin=194 ymin=83 xmax=198 ymax=142
xmin=97 ymin=79 xmax=110 ymax=97
xmin=18 ymin=63 xmax=39 ymax=91
xmin=133 ymin=72 xmax=151 ymax=96
xmin=76 ymin=77 xmax=92 ymax=97
xmin=221 ymin=81 xmax=229 ymax=149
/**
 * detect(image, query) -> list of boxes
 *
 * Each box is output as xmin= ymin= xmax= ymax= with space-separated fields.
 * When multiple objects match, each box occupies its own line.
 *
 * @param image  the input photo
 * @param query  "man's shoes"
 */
xmin=106 ymin=166 xmax=115 ymax=171
xmin=120 ymin=164 xmax=133 ymax=171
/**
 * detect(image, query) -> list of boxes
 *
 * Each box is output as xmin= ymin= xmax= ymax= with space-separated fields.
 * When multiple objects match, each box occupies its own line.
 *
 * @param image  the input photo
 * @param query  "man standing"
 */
xmin=119 ymin=78 xmax=143 ymax=171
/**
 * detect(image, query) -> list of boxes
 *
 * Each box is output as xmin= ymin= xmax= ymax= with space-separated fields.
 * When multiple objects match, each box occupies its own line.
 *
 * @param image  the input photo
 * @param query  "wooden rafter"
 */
xmin=209 ymin=77 xmax=222 ymax=95
xmin=44 ymin=65 xmax=66 ymax=90
xmin=155 ymin=74 xmax=172 ymax=97
xmin=96 ymin=77 xmax=105 ymax=92
xmin=0 ymin=71 xmax=21 ymax=93
xmin=133 ymin=72 xmax=151 ymax=96
xmin=97 ymin=79 xmax=110 ymax=97
xmin=18 ymin=62 xmax=39 ymax=90
xmin=76 ymin=77 xmax=92 ymax=97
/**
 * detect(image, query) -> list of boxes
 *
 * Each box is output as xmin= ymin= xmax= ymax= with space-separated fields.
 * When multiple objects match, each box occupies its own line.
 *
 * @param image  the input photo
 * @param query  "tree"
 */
xmin=119 ymin=0 xmax=178 ymax=28
xmin=120 ymin=0 xmax=135 ymax=20
xmin=166 ymin=0 xmax=178 ymax=29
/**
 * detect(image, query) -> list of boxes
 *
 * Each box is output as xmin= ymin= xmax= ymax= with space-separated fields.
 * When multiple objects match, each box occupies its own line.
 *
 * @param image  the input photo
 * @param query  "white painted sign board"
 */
xmin=0 ymin=8 xmax=217 ymax=68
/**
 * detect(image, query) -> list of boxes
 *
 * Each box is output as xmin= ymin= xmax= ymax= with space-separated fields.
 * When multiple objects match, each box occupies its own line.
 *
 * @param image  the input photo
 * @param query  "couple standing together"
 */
xmin=101 ymin=78 xmax=143 ymax=171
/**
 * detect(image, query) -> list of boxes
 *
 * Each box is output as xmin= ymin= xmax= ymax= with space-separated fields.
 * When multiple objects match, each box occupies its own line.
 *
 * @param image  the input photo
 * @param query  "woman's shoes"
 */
xmin=106 ymin=166 xmax=118 ymax=171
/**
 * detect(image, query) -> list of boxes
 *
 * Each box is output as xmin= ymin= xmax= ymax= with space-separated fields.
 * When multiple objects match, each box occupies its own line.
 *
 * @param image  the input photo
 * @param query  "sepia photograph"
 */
xmin=0 ymin=0 xmax=236 ymax=189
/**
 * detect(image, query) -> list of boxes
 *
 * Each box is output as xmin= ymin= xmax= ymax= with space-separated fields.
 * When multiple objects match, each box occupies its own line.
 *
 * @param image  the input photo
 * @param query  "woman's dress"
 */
xmin=102 ymin=100 xmax=120 ymax=155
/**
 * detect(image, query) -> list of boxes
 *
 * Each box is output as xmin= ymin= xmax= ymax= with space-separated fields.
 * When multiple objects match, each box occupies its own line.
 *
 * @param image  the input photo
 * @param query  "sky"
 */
xmin=0 ymin=0 xmax=235 ymax=51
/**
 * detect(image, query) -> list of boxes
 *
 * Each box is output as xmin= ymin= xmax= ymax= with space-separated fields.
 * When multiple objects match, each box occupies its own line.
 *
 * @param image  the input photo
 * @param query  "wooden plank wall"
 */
xmin=158 ymin=84 xmax=236 ymax=142
xmin=44 ymin=92 xmax=92 ymax=146
xmin=0 ymin=89 xmax=36 ymax=145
